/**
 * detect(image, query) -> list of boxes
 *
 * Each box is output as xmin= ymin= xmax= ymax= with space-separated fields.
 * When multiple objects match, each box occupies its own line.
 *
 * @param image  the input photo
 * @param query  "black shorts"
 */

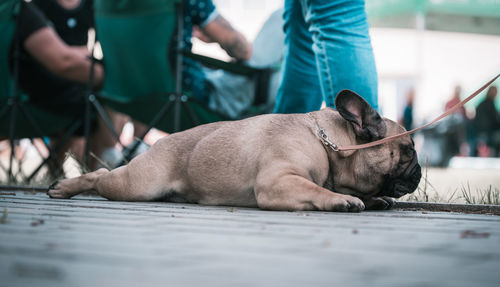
xmin=30 ymin=86 xmax=98 ymax=136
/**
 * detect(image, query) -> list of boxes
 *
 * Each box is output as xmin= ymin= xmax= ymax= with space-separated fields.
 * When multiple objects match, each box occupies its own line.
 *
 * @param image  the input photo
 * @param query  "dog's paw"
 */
xmin=326 ymin=194 xmax=365 ymax=212
xmin=47 ymin=180 xmax=75 ymax=199
xmin=363 ymin=196 xmax=396 ymax=210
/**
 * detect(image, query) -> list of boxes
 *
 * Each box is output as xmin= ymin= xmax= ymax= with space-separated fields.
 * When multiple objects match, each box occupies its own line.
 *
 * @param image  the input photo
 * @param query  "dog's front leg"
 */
xmin=363 ymin=196 xmax=396 ymax=210
xmin=255 ymin=174 xmax=365 ymax=212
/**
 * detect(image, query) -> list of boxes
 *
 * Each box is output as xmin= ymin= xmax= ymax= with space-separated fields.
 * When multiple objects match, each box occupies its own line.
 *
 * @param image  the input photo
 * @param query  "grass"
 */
xmin=460 ymin=183 xmax=500 ymax=205
xmin=401 ymin=162 xmax=456 ymax=203
xmin=400 ymin=163 xmax=500 ymax=205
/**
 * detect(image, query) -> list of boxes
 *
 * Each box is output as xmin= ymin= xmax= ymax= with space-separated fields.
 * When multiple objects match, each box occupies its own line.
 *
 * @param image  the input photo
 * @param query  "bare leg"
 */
xmin=132 ymin=120 xmax=168 ymax=145
xmin=88 ymin=108 xmax=128 ymax=170
xmin=255 ymin=174 xmax=365 ymax=212
xmin=53 ymin=137 xmax=84 ymax=165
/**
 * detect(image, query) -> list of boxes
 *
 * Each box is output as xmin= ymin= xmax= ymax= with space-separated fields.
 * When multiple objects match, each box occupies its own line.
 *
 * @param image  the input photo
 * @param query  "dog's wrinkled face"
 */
xmin=333 ymin=90 xmax=422 ymax=199
xmin=377 ymin=121 xmax=422 ymax=198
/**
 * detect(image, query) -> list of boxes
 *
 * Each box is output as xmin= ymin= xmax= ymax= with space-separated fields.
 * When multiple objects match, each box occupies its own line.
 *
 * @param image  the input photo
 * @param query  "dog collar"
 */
xmin=309 ymin=114 xmax=339 ymax=152
xmin=316 ymin=126 xmax=339 ymax=152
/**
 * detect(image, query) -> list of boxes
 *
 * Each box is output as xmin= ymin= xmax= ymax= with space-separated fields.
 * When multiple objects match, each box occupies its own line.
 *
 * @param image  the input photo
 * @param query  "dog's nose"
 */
xmin=380 ymin=161 xmax=422 ymax=198
xmin=404 ymin=153 xmax=420 ymax=178
xmin=406 ymin=163 xmax=422 ymax=193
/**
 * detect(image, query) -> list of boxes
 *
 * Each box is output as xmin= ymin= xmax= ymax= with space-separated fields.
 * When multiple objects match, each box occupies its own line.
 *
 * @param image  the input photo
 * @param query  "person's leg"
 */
xmin=89 ymin=107 xmax=128 ymax=169
xmin=303 ymin=0 xmax=378 ymax=110
xmin=53 ymin=137 xmax=84 ymax=165
xmin=274 ymin=0 xmax=323 ymax=113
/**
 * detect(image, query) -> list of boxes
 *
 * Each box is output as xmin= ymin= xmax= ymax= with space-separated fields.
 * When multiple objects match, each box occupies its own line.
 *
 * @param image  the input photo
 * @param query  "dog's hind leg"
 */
xmin=49 ymin=153 xmax=168 ymax=201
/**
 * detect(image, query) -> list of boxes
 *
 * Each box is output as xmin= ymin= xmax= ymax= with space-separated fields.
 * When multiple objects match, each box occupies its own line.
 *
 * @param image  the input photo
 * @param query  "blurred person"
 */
xmin=274 ymin=0 xmax=378 ymax=113
xmin=11 ymin=0 xmax=102 ymax=115
xmin=445 ymin=85 xmax=467 ymax=118
xmin=202 ymin=8 xmax=285 ymax=118
xmin=440 ymin=85 xmax=468 ymax=158
xmin=400 ymin=88 xmax=414 ymax=131
xmin=9 ymin=0 xmax=124 ymax=169
xmin=179 ymin=0 xmax=252 ymax=105
xmin=472 ymin=86 xmax=500 ymax=156
xmin=445 ymin=85 xmax=473 ymax=157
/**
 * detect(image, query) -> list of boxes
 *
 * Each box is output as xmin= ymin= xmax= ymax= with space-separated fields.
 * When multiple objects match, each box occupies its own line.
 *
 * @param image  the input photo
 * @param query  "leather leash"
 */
xmin=327 ymin=73 xmax=500 ymax=152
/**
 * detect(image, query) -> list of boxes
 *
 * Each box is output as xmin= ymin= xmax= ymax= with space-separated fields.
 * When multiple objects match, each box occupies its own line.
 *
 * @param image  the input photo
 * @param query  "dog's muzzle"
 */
xmin=380 ymin=156 xmax=422 ymax=198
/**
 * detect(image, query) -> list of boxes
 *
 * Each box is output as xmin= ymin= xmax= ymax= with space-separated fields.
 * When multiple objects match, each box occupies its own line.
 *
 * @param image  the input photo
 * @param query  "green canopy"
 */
xmin=366 ymin=0 xmax=500 ymax=35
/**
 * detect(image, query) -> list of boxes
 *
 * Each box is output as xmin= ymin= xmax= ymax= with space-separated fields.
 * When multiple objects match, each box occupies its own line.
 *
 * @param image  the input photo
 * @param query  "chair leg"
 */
xmin=0 ymin=103 xmax=10 ymax=120
xmin=181 ymin=99 xmax=200 ymax=126
xmin=174 ymin=2 xmax=184 ymax=133
xmin=89 ymin=95 xmax=123 ymax=145
xmin=7 ymin=103 xmax=18 ymax=183
xmin=173 ymin=94 xmax=182 ymax=132
xmin=25 ymin=119 xmax=82 ymax=183
xmin=83 ymin=92 xmax=92 ymax=169
xmin=7 ymin=140 xmax=16 ymax=183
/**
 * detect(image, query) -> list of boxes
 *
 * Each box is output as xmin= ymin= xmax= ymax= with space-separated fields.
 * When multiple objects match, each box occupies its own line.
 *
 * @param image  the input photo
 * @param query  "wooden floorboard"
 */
xmin=1 ymin=191 xmax=500 ymax=287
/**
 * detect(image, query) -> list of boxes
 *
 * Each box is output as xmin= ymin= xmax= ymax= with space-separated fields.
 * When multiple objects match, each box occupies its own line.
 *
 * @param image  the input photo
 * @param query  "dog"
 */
xmin=48 ymin=90 xmax=421 ymax=212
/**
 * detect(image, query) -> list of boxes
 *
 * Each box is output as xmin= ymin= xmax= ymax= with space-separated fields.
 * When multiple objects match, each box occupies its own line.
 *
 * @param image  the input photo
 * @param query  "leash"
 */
xmin=318 ymin=73 xmax=500 ymax=152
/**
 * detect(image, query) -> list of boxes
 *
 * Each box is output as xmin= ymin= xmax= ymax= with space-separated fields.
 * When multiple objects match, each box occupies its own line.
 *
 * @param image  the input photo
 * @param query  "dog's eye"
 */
xmin=399 ymin=144 xmax=414 ymax=161
xmin=405 ymin=147 xmax=414 ymax=157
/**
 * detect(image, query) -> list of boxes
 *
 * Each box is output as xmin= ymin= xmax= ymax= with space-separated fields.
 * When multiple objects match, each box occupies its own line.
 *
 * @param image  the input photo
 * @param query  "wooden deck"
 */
xmin=1 ymin=191 xmax=500 ymax=287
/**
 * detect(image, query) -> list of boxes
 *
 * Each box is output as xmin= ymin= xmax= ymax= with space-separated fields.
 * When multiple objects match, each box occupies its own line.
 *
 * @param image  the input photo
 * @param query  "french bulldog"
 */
xmin=48 ymin=90 xmax=421 ymax=212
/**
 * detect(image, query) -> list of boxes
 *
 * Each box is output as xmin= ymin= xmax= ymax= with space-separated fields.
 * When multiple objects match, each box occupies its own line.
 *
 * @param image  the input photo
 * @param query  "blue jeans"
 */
xmin=274 ymin=0 xmax=378 ymax=113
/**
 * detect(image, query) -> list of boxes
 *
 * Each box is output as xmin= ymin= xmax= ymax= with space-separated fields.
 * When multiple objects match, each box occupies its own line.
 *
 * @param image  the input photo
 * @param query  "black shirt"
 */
xmin=32 ymin=0 xmax=94 ymax=46
xmin=10 ymin=0 xmax=94 ymax=115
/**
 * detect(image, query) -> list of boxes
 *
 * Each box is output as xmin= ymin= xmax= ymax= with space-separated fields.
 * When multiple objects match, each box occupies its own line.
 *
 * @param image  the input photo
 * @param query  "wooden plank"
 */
xmin=1 ymin=191 xmax=500 ymax=287
xmin=4 ymin=194 xmax=500 ymax=222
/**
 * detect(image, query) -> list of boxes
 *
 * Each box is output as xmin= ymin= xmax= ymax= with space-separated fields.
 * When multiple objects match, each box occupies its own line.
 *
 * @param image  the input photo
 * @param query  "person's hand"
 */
xmin=199 ymin=15 xmax=253 ymax=61
xmin=193 ymin=26 xmax=215 ymax=43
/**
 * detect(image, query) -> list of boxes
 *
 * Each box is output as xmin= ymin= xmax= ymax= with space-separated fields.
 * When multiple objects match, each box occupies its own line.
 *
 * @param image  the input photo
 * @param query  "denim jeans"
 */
xmin=274 ymin=0 xmax=378 ymax=113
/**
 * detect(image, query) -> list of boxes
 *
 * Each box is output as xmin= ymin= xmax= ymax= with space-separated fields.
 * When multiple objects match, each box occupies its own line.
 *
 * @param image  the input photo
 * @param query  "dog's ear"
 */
xmin=335 ymin=89 xmax=386 ymax=141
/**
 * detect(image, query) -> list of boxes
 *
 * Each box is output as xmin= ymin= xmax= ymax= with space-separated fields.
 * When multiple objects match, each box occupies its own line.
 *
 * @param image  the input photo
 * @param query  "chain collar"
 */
xmin=317 ymin=126 xmax=339 ymax=152
xmin=309 ymin=114 xmax=339 ymax=152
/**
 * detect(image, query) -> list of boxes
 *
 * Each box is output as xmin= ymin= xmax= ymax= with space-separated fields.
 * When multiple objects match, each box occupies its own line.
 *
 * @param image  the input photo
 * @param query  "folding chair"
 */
xmin=0 ymin=0 xmax=82 ymax=183
xmin=88 ymin=0 xmax=272 ymax=167
xmin=183 ymin=50 xmax=277 ymax=115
